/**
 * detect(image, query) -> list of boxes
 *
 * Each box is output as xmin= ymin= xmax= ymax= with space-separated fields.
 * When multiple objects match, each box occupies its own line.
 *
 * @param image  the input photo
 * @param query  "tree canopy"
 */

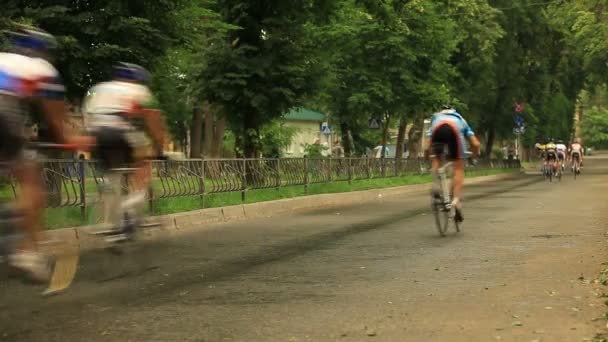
xmin=1 ymin=0 xmax=604 ymax=157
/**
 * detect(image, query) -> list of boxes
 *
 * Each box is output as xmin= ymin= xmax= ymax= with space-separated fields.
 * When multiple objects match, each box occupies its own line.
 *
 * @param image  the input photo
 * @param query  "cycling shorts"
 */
xmin=430 ymin=123 xmax=464 ymax=160
xmin=571 ymin=151 xmax=581 ymax=160
xmin=0 ymin=94 xmax=25 ymax=162
xmin=545 ymin=150 xmax=557 ymax=161
xmin=557 ymin=151 xmax=566 ymax=160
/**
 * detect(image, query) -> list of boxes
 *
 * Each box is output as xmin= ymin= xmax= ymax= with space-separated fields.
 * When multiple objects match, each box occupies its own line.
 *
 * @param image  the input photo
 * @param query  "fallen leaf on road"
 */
xmin=572 ymin=307 xmax=580 ymax=312
xmin=512 ymin=321 xmax=523 ymax=327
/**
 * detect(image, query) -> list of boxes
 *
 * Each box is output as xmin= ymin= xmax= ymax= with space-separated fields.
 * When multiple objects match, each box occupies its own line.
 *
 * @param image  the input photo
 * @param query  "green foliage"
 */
xmin=199 ymin=0 xmax=333 ymax=156
xmin=303 ymin=143 xmax=328 ymax=158
xmin=581 ymin=108 xmax=608 ymax=148
xmin=259 ymin=121 xmax=298 ymax=158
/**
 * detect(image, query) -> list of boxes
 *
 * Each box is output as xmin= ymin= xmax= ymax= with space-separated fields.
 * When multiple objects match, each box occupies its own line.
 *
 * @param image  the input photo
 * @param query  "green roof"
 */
xmin=284 ymin=108 xmax=327 ymax=122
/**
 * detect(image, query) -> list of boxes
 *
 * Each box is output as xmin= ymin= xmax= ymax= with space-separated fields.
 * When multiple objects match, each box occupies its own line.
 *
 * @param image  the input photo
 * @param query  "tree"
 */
xmin=581 ymin=107 xmax=608 ymax=148
xmin=312 ymin=0 xmax=457 ymax=156
xmin=200 ymin=0 xmax=334 ymax=157
xmin=1 ymin=0 xmax=192 ymax=100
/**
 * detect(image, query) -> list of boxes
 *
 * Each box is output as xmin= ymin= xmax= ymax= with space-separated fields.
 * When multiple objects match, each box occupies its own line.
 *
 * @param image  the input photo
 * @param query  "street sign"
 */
xmin=368 ymin=118 xmax=382 ymax=130
xmin=321 ymin=123 xmax=332 ymax=135
xmin=514 ymin=115 xmax=524 ymax=127
xmin=513 ymin=126 xmax=525 ymax=135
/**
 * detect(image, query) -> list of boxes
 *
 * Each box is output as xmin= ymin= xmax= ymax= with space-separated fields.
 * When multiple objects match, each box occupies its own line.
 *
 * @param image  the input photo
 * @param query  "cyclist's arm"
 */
xmin=468 ymin=135 xmax=481 ymax=157
xmin=463 ymin=122 xmax=480 ymax=157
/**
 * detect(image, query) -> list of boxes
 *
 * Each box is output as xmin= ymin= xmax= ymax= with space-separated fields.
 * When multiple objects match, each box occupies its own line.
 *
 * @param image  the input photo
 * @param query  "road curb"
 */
xmin=46 ymin=171 xmax=522 ymax=252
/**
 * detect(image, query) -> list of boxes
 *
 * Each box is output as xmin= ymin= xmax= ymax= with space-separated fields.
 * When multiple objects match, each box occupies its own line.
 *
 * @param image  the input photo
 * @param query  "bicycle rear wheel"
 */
xmin=432 ymin=196 xmax=449 ymax=237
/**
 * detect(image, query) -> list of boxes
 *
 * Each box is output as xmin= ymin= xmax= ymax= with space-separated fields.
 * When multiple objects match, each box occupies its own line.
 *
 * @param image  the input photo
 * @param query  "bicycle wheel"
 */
xmin=431 ymin=190 xmax=450 ymax=237
xmin=558 ymin=164 xmax=562 ymax=182
xmin=574 ymin=161 xmax=578 ymax=180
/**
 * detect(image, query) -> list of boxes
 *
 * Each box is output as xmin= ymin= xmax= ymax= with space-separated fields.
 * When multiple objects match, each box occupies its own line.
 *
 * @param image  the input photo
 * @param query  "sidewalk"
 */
xmin=44 ymin=172 xmax=524 ymax=253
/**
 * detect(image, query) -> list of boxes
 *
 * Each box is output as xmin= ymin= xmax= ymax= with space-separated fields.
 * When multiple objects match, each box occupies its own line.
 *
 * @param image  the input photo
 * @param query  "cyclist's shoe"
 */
xmin=454 ymin=208 xmax=464 ymax=223
xmin=9 ymin=250 xmax=51 ymax=283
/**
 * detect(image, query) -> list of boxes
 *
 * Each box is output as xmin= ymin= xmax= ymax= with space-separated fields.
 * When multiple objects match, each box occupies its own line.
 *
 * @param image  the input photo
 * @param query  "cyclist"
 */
xmin=424 ymin=106 xmax=481 ymax=223
xmin=545 ymin=139 xmax=558 ymax=175
xmin=556 ymin=139 xmax=567 ymax=171
xmin=0 ymin=25 xmax=91 ymax=281
xmin=83 ymin=62 xmax=167 ymax=237
xmin=570 ymin=139 xmax=584 ymax=170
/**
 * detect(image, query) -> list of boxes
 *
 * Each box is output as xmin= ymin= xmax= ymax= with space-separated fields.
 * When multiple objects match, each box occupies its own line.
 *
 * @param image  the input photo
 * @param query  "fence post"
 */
xmin=328 ymin=156 xmax=333 ymax=182
xmin=367 ymin=156 xmax=371 ymax=179
xmin=347 ymin=157 xmax=352 ymax=185
xmin=148 ymin=161 xmax=155 ymax=214
xmin=241 ymin=157 xmax=247 ymax=202
xmin=276 ymin=158 xmax=281 ymax=191
xmin=303 ymin=157 xmax=309 ymax=194
xmin=200 ymin=158 xmax=205 ymax=208
xmin=79 ymin=159 xmax=86 ymax=222
xmin=381 ymin=157 xmax=386 ymax=178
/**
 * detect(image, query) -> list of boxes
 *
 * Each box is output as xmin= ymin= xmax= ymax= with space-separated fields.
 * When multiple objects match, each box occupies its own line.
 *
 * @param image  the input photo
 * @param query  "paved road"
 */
xmin=2 ymin=157 xmax=608 ymax=341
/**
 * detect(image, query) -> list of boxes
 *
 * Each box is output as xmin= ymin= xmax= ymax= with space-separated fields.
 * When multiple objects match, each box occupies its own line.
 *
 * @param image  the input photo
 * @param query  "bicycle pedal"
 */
xmin=43 ymin=252 xmax=79 ymax=296
xmin=105 ymin=234 xmax=130 ymax=244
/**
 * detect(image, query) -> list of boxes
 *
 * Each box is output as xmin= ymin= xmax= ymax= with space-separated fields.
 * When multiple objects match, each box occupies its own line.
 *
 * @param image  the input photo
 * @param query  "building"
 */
xmin=282 ymin=108 xmax=329 ymax=157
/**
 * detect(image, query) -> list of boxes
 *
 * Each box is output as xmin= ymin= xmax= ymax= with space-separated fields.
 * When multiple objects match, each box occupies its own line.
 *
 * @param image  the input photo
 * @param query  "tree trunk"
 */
xmin=203 ymin=102 xmax=214 ymax=157
xmin=190 ymin=104 xmax=203 ymax=158
xmin=395 ymin=118 xmax=407 ymax=160
xmin=485 ymin=127 xmax=495 ymax=159
xmin=243 ymin=112 xmax=259 ymax=158
xmin=340 ymin=121 xmax=352 ymax=156
xmin=407 ymin=116 xmax=424 ymax=159
xmin=211 ymin=115 xmax=226 ymax=158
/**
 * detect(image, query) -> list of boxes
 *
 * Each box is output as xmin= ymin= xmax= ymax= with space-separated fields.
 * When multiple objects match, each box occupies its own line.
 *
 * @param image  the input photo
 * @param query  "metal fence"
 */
xmin=10 ymin=157 xmax=520 ymax=219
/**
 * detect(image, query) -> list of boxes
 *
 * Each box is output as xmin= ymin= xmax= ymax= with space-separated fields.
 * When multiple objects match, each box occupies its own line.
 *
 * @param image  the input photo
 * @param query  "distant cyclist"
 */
xmin=556 ymin=140 xmax=567 ymax=171
xmin=545 ymin=139 xmax=558 ymax=174
xmin=424 ymin=106 xmax=481 ymax=223
xmin=570 ymin=139 xmax=584 ymax=169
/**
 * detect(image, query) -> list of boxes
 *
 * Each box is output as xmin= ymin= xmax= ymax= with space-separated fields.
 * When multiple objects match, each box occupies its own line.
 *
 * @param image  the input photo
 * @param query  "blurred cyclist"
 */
xmin=424 ymin=106 xmax=481 ymax=223
xmin=83 ymin=63 xmax=167 ymax=236
xmin=0 ymin=25 xmax=90 ymax=281
xmin=556 ymin=139 xmax=567 ymax=171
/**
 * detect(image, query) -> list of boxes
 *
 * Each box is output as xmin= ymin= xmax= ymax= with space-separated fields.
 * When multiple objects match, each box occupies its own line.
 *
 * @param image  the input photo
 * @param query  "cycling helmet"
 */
xmin=9 ymin=25 xmax=57 ymax=52
xmin=112 ymin=62 xmax=150 ymax=84
xmin=441 ymin=104 xmax=454 ymax=110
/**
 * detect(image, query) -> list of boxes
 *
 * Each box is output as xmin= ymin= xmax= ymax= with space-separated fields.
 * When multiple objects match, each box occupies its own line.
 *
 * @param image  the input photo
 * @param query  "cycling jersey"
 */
xmin=0 ymin=52 xmax=65 ymax=159
xmin=570 ymin=143 xmax=583 ymax=154
xmin=427 ymin=109 xmax=475 ymax=159
xmin=84 ymin=81 xmax=152 ymax=130
xmin=83 ymin=81 xmax=155 ymax=169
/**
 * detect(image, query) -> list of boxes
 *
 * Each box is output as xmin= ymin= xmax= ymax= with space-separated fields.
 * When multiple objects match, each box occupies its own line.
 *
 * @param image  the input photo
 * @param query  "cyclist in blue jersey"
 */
xmin=424 ymin=106 xmax=480 ymax=223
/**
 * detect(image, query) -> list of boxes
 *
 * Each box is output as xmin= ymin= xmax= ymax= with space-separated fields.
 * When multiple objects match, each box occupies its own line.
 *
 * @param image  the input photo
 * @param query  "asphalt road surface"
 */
xmin=2 ymin=156 xmax=608 ymax=342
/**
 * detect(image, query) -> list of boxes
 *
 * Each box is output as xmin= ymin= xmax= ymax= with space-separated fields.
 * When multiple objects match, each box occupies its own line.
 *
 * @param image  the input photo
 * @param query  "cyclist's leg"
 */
xmin=6 ymin=155 xmax=49 ymax=280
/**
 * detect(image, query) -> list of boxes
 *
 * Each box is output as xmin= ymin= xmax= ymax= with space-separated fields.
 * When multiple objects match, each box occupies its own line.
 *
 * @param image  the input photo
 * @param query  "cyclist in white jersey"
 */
xmin=83 ymin=63 xmax=167 ymax=233
xmin=0 ymin=26 xmax=91 ymax=281
xmin=555 ymin=140 xmax=567 ymax=171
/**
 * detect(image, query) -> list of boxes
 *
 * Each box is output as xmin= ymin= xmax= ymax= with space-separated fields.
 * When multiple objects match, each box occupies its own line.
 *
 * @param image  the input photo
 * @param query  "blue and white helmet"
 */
xmin=112 ymin=62 xmax=150 ymax=84
xmin=9 ymin=25 xmax=57 ymax=52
